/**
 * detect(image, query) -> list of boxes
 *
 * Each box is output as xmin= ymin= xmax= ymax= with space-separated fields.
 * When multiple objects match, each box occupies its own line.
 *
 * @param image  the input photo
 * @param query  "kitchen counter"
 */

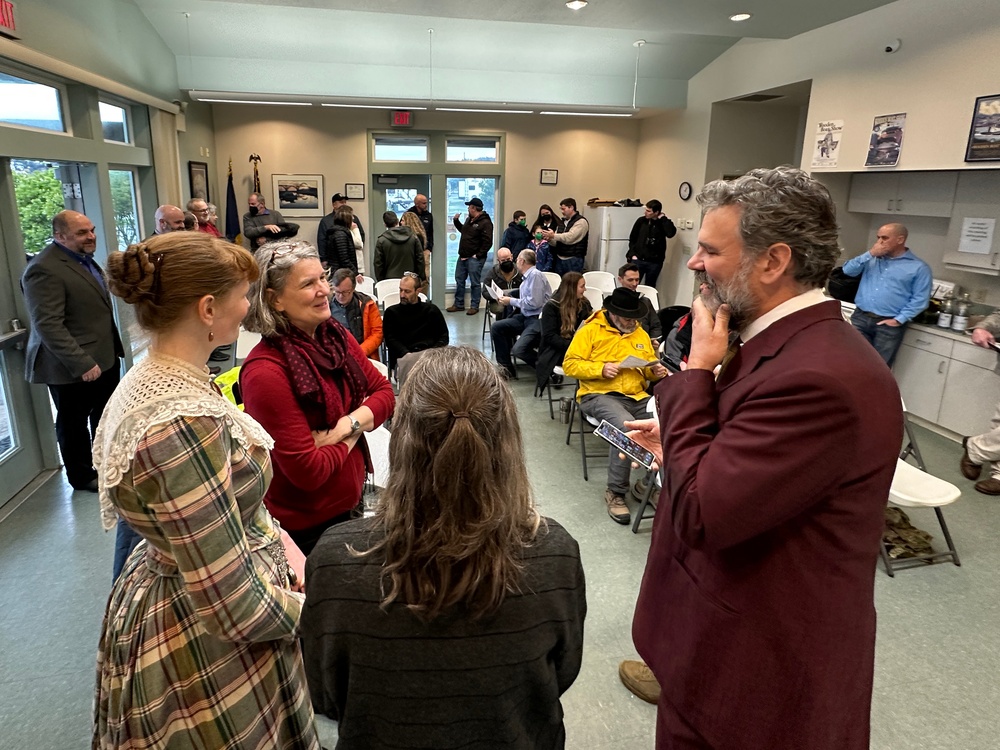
xmin=908 ymin=322 xmax=979 ymax=344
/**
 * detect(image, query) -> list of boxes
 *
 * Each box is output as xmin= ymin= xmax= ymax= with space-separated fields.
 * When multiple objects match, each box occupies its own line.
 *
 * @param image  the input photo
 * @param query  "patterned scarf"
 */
xmin=266 ymin=318 xmax=368 ymax=429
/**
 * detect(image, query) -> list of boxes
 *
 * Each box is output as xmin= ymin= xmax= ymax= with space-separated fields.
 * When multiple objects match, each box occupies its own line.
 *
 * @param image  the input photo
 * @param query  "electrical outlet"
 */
xmin=205 ymin=148 xmax=210 ymax=157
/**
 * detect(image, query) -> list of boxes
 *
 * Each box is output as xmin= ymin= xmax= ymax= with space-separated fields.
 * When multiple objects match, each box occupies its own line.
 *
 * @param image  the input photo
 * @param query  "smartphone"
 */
xmin=593 ymin=419 xmax=656 ymax=469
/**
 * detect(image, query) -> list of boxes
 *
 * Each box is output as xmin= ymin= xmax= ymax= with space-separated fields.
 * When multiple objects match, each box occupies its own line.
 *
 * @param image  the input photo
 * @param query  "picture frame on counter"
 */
xmin=272 ymin=174 xmax=324 ymax=217
xmin=964 ymin=94 xmax=1000 ymax=162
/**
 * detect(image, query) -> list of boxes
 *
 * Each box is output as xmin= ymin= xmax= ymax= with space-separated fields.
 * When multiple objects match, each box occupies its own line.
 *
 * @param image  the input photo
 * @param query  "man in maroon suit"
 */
xmin=629 ymin=166 xmax=901 ymax=749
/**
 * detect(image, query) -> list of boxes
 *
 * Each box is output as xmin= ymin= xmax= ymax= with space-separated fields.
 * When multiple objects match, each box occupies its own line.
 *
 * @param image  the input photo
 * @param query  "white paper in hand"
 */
xmin=619 ymin=354 xmax=654 ymax=369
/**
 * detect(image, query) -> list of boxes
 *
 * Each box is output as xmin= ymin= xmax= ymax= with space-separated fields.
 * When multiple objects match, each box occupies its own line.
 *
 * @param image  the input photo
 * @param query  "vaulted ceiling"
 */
xmin=133 ymin=0 xmax=899 ymax=114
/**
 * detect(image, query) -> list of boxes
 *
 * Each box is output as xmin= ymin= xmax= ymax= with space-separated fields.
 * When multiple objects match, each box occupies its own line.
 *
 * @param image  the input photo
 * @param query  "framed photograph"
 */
xmin=271 ymin=174 xmax=324 ymax=217
xmin=864 ymin=112 xmax=906 ymax=167
xmin=345 ymin=183 xmax=365 ymax=200
xmin=965 ymin=94 xmax=1000 ymax=162
xmin=540 ymin=169 xmax=558 ymax=185
xmin=188 ymin=161 xmax=209 ymax=202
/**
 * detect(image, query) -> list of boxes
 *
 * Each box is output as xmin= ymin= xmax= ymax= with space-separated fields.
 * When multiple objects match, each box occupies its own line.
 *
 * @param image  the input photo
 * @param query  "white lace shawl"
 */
xmin=93 ymin=353 xmax=274 ymax=531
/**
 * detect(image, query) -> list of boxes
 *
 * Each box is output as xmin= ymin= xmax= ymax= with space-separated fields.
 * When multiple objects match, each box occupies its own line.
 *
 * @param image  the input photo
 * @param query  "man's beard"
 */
xmin=694 ymin=264 xmax=758 ymax=331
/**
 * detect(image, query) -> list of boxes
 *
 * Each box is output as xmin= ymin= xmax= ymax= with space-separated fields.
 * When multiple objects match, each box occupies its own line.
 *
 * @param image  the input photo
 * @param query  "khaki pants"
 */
xmin=967 ymin=400 xmax=1000 ymax=480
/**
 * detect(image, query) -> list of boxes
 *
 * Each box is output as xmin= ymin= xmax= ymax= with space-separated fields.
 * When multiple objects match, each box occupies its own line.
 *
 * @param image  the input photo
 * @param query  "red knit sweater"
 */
xmin=240 ymin=334 xmax=395 ymax=531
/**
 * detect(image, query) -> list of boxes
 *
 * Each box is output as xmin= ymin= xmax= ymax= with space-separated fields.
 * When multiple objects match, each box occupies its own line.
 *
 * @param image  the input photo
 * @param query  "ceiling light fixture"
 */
xmin=539 ymin=111 xmax=632 ymax=117
xmin=321 ymin=103 xmax=429 ymax=110
xmin=199 ymin=99 xmax=312 ymax=106
xmin=565 ymin=0 xmax=588 ymax=10
xmin=729 ymin=12 xmax=752 ymax=22
xmin=436 ymin=107 xmax=534 ymax=114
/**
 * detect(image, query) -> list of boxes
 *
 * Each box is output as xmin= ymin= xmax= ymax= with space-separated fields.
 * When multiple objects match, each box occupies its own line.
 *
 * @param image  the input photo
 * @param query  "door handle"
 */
xmin=888 ymin=199 xmax=893 ymax=211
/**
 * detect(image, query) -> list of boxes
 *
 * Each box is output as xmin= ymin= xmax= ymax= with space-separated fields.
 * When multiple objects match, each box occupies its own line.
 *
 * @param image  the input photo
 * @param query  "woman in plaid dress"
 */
xmin=92 ymin=232 xmax=319 ymax=749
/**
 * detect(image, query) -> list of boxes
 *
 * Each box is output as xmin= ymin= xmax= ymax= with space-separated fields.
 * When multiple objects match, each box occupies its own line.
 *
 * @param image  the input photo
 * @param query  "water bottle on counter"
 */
xmin=951 ymin=294 xmax=970 ymax=332
xmin=937 ymin=294 xmax=954 ymax=329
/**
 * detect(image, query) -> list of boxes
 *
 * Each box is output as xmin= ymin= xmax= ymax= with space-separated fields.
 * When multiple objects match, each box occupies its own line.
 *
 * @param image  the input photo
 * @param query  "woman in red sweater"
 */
xmin=241 ymin=240 xmax=395 ymax=555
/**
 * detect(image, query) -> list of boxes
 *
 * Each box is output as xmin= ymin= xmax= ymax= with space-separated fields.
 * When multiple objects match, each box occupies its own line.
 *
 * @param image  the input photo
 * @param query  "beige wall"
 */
xmin=211 ymin=106 xmax=639 ymax=265
xmin=177 ymin=103 xmax=220 ymax=213
xmin=637 ymin=0 xmax=1000 ymax=306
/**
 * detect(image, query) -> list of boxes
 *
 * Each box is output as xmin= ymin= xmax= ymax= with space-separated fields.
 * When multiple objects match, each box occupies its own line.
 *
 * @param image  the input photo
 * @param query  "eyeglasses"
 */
xmin=402 ymin=271 xmax=420 ymax=280
xmin=193 ymin=209 xmax=210 ymax=215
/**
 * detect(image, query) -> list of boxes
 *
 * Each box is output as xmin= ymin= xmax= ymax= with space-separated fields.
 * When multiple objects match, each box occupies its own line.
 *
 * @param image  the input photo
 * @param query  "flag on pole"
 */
xmin=225 ymin=158 xmax=240 ymax=243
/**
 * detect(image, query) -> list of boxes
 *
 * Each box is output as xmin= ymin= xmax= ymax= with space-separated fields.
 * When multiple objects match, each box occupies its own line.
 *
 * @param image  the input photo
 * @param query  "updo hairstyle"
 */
xmin=106 ymin=232 xmax=258 ymax=333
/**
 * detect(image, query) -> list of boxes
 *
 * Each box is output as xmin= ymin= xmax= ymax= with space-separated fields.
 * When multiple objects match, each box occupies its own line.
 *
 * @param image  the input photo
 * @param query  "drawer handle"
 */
xmin=938 ymin=361 xmax=946 ymax=374
xmin=915 ymin=338 xmax=932 ymax=345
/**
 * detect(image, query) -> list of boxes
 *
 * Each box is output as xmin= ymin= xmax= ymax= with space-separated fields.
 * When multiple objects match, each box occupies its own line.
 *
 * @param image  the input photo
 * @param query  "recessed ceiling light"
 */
xmin=321 ymin=103 xmax=428 ymax=110
xmin=566 ymin=0 xmax=588 ymax=10
xmin=729 ymin=12 xmax=752 ymax=22
xmin=436 ymin=108 xmax=534 ymax=114
xmin=199 ymin=99 xmax=312 ymax=106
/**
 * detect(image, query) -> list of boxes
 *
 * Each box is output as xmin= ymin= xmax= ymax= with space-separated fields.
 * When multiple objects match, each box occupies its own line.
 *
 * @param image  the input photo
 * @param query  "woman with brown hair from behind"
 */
xmin=399 ymin=209 xmax=430 ymax=287
xmin=301 ymin=346 xmax=586 ymax=749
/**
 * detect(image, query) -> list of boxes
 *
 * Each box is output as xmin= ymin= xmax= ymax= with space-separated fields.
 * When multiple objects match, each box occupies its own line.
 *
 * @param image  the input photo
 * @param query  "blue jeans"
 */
xmin=112 ymin=517 xmax=143 ymax=582
xmin=850 ymin=308 xmax=906 ymax=367
xmin=553 ymin=256 xmax=584 ymax=276
xmin=492 ymin=313 xmax=541 ymax=370
xmin=633 ymin=259 xmax=663 ymax=288
xmin=454 ymin=256 xmax=485 ymax=309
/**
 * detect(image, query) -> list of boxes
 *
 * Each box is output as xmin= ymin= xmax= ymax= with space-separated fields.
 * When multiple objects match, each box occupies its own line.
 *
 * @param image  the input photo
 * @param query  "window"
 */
xmin=11 ymin=160 xmax=67 ymax=254
xmin=0 ymin=72 xmax=65 ymax=132
xmin=109 ymin=169 xmax=141 ymax=250
xmin=373 ymin=136 xmax=428 ymax=162
xmin=100 ymin=101 xmax=129 ymax=143
xmin=446 ymin=138 xmax=498 ymax=163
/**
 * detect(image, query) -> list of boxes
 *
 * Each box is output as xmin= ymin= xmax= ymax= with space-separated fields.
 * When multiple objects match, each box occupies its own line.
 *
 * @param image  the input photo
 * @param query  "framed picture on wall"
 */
xmin=188 ymin=161 xmax=209 ymax=202
xmin=345 ymin=183 xmax=365 ymax=200
xmin=272 ymin=174 xmax=324 ymax=217
xmin=540 ymin=169 xmax=558 ymax=185
xmin=965 ymin=94 xmax=1000 ymax=162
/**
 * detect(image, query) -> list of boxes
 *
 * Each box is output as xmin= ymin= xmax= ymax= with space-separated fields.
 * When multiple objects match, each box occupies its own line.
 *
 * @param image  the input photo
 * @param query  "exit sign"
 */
xmin=0 ymin=0 xmax=18 ymax=39
xmin=391 ymin=110 xmax=413 ymax=129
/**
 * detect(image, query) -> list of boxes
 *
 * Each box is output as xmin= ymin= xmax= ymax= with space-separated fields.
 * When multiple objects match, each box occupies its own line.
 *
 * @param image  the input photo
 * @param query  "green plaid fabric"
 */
xmin=93 ymin=415 xmax=319 ymax=749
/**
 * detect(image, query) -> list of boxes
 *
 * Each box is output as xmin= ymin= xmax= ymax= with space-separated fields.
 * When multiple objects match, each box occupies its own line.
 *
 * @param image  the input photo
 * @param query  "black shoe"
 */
xmin=550 ymin=373 xmax=564 ymax=385
xmin=498 ymin=365 xmax=517 ymax=380
xmin=72 ymin=478 xmax=99 ymax=493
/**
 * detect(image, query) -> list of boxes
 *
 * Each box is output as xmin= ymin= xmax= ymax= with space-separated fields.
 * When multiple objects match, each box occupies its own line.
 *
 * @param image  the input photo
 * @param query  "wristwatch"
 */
xmin=348 ymin=416 xmax=362 ymax=435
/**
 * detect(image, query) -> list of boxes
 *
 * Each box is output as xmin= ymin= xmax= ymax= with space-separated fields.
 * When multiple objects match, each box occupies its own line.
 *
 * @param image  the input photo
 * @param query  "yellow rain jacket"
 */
xmin=563 ymin=310 xmax=663 ymax=401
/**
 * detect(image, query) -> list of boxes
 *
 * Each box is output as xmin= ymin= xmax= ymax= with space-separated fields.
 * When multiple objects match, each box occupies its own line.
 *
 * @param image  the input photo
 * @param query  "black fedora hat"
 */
xmin=603 ymin=287 xmax=645 ymax=319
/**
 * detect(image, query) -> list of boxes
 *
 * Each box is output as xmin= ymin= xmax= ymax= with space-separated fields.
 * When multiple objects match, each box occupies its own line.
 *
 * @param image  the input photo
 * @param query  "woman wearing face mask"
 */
xmin=529 ymin=227 xmax=553 ymax=273
xmin=536 ymin=271 xmax=592 ymax=391
xmin=481 ymin=247 xmax=524 ymax=319
xmin=500 ymin=210 xmax=532 ymax=255
xmin=531 ymin=204 xmax=564 ymax=235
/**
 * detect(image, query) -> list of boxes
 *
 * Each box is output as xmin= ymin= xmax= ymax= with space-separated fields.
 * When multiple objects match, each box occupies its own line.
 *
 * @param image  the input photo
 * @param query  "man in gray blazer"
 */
xmin=22 ymin=210 xmax=123 ymax=492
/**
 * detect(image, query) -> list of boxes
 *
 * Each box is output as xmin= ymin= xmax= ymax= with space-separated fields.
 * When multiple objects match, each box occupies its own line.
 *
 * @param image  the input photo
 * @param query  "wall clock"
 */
xmin=678 ymin=181 xmax=693 ymax=201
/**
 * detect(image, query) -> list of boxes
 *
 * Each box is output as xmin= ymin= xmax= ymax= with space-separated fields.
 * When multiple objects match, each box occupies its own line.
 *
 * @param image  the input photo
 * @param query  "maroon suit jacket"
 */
xmin=633 ymin=300 xmax=901 ymax=749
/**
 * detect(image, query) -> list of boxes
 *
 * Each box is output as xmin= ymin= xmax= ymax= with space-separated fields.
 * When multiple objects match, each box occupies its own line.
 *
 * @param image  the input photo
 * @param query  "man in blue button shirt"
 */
xmin=842 ymin=223 xmax=931 ymax=366
xmin=492 ymin=249 xmax=551 ymax=379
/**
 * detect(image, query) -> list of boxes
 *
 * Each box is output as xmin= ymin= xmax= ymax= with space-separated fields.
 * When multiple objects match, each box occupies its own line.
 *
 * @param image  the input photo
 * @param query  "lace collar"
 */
xmin=93 ymin=352 xmax=274 ymax=531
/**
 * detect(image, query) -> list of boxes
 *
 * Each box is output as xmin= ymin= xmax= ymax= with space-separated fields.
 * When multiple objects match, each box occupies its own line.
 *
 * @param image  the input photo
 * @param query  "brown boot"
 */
xmin=619 ymin=660 xmax=660 ymax=704
xmin=604 ymin=489 xmax=631 ymax=524
xmin=445 ymin=305 xmax=464 ymax=313
xmin=974 ymin=477 xmax=1000 ymax=495
xmin=960 ymin=437 xmax=982 ymax=480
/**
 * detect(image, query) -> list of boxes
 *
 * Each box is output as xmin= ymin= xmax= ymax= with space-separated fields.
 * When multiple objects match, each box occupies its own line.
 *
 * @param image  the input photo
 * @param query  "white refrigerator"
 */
xmin=582 ymin=205 xmax=645 ymax=273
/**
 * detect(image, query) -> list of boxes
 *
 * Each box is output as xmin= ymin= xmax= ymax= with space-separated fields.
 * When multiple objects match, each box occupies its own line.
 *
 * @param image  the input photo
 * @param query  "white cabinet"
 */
xmin=893 ymin=328 xmax=952 ymax=424
xmin=848 ymin=171 xmax=957 ymax=216
xmin=938 ymin=360 xmax=1000 ymax=436
xmin=943 ymin=171 xmax=1000 ymax=275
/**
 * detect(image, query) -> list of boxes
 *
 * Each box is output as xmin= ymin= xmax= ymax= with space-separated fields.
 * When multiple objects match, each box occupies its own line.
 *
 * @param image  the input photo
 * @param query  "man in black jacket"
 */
xmin=317 ymin=192 xmax=365 ymax=265
xmin=627 ymin=199 xmax=677 ymax=287
xmin=448 ymin=197 xmax=493 ymax=315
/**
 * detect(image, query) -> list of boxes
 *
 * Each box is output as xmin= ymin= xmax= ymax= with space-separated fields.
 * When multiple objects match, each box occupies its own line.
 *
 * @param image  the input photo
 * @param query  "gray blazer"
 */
xmin=22 ymin=243 xmax=123 ymax=386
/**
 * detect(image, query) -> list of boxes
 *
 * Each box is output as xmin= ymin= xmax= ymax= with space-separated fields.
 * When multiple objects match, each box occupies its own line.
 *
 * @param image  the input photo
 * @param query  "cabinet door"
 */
xmin=893 ymin=344 xmax=948 ymax=422
xmin=938 ymin=360 xmax=1000 ymax=436
xmin=896 ymin=172 xmax=957 ymax=217
xmin=848 ymin=173 xmax=899 ymax=214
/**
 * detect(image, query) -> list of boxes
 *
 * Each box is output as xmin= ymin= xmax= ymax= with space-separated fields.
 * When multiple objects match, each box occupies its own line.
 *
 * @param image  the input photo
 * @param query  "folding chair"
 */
xmin=583 ymin=271 xmax=616 ymax=296
xmin=636 ymin=284 xmax=660 ymax=311
xmin=356 ymin=276 xmax=375 ymax=298
xmin=542 ymin=271 xmax=562 ymax=291
xmin=374 ymin=278 xmax=400 ymax=304
xmin=564 ymin=388 xmax=609 ymax=482
xmin=583 ymin=287 xmax=604 ymax=311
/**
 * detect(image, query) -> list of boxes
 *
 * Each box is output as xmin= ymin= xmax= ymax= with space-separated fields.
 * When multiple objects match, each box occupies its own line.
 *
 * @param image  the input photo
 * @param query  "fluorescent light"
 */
xmin=436 ymin=107 xmax=534 ymax=114
xmin=566 ymin=0 xmax=588 ymax=9
xmin=199 ymin=98 xmax=312 ymax=106
xmin=729 ymin=12 xmax=752 ymax=21
xmin=321 ymin=103 xmax=428 ymax=110
xmin=539 ymin=111 xmax=633 ymax=117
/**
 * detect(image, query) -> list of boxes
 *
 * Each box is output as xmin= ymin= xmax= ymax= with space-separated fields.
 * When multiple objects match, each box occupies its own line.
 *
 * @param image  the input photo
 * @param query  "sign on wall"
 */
xmin=0 ymin=0 xmax=18 ymax=39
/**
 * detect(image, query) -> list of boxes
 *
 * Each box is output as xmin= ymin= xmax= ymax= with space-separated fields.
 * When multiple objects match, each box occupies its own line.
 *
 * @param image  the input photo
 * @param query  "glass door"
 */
xmin=445 ymin=175 xmax=498 ymax=291
xmin=370 ymin=175 xmax=434 ymax=296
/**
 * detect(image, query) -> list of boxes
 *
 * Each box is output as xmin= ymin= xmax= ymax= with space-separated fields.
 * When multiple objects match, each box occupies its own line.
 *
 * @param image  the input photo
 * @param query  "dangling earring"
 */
xmin=208 ymin=330 xmax=215 ymax=342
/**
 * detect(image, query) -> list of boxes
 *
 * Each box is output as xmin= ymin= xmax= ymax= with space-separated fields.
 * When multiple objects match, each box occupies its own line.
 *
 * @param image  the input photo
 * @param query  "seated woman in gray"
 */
xmin=301 ymin=346 xmax=586 ymax=749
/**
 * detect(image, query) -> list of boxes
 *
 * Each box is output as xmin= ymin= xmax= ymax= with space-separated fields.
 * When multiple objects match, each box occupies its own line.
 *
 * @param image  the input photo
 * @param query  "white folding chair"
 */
xmin=374 ymin=278 xmax=400 ymax=301
xmin=369 ymin=358 xmax=389 ymax=379
xmin=583 ymin=286 xmax=604 ymax=311
xmin=583 ymin=271 xmax=616 ymax=296
xmin=235 ymin=328 xmax=261 ymax=363
xmin=367 ymin=425 xmax=391 ymax=491
xmin=632 ymin=398 xmax=659 ymax=532
xmin=542 ymin=271 xmax=562 ymax=291
xmin=637 ymin=284 xmax=660 ymax=311
xmin=380 ymin=291 xmax=400 ymax=309
xmin=356 ymin=276 xmax=375 ymax=298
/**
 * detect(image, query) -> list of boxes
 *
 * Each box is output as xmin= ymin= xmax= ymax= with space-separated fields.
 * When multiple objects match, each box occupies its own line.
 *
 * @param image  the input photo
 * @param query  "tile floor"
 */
xmin=1 ymin=311 xmax=997 ymax=748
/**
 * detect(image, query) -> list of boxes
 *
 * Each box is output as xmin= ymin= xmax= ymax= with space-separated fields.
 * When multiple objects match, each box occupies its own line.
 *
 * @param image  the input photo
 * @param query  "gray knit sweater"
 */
xmin=301 ymin=517 xmax=586 ymax=749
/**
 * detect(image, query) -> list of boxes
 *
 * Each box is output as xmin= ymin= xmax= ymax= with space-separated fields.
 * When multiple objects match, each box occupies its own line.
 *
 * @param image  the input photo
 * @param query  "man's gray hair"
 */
xmin=697 ymin=166 xmax=840 ymax=289
xmin=244 ymin=240 xmax=323 ymax=336
xmin=250 ymin=192 xmax=266 ymax=205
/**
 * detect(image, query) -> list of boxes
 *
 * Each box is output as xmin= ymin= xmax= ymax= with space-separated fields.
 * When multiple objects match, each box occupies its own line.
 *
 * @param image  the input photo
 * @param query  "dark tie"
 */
xmin=81 ymin=255 xmax=107 ymax=291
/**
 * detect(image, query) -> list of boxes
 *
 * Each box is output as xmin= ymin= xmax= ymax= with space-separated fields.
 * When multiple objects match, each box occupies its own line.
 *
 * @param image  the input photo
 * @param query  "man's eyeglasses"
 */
xmin=402 ymin=271 xmax=420 ymax=280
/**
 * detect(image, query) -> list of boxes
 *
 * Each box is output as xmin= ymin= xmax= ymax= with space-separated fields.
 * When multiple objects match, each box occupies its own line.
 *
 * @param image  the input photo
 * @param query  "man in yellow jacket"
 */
xmin=563 ymin=287 xmax=667 ymax=524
